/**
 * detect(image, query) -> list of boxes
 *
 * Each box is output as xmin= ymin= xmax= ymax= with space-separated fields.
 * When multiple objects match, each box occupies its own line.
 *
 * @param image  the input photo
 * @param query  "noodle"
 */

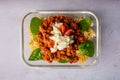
xmin=28 ymin=29 xmax=39 ymax=50
xmin=83 ymin=28 xmax=96 ymax=40
xmin=74 ymin=17 xmax=83 ymax=23
xmin=76 ymin=50 xmax=89 ymax=63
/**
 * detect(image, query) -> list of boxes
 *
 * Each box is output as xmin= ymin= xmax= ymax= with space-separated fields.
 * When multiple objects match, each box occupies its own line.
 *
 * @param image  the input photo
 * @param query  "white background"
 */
xmin=0 ymin=0 xmax=120 ymax=80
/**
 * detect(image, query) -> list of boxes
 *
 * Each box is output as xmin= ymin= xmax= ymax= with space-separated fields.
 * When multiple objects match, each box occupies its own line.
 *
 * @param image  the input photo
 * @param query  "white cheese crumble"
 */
xmin=49 ymin=22 xmax=74 ymax=53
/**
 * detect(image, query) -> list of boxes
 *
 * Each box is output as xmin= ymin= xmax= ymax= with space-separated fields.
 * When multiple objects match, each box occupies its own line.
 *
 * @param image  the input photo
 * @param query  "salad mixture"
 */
xmin=29 ymin=15 xmax=96 ymax=63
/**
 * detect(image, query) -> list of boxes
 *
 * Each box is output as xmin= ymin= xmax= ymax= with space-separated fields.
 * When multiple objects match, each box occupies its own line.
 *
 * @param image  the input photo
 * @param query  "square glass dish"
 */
xmin=22 ymin=11 xmax=100 ymax=68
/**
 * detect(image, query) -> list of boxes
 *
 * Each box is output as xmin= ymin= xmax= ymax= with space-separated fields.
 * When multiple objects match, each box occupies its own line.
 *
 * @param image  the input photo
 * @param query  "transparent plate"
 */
xmin=21 ymin=11 xmax=100 ymax=68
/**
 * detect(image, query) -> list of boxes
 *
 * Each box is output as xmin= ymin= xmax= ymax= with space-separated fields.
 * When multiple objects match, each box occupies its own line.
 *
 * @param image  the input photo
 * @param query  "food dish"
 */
xmin=29 ymin=15 xmax=95 ymax=63
xmin=22 ymin=11 xmax=100 ymax=67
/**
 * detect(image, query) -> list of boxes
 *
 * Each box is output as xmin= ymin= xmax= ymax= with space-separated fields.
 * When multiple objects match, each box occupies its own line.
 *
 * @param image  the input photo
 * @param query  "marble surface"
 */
xmin=0 ymin=0 xmax=120 ymax=80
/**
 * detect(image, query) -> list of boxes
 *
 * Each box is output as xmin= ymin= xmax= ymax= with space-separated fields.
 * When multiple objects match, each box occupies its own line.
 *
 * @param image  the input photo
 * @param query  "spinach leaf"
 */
xmin=29 ymin=48 xmax=42 ymax=61
xmin=59 ymin=59 xmax=69 ymax=63
xmin=78 ymin=40 xmax=94 ymax=57
xmin=78 ymin=18 xmax=91 ymax=32
xmin=69 ymin=56 xmax=75 ymax=59
xmin=30 ymin=17 xmax=42 ymax=36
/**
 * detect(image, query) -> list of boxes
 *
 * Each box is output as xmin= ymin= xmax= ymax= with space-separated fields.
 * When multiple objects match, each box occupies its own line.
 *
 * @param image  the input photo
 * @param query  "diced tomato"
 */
xmin=79 ymin=37 xmax=85 ymax=42
xmin=48 ymin=42 xmax=54 ymax=48
xmin=41 ymin=46 xmax=47 ymax=51
xmin=64 ymin=29 xmax=74 ymax=36
xmin=59 ymin=24 xmax=67 ymax=35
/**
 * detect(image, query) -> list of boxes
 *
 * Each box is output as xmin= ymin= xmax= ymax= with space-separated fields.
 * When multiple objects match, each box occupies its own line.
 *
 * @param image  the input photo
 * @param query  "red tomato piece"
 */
xmin=48 ymin=42 xmax=54 ymax=48
xmin=64 ymin=29 xmax=74 ymax=36
xmin=59 ymin=24 xmax=67 ymax=35
xmin=79 ymin=37 xmax=85 ymax=42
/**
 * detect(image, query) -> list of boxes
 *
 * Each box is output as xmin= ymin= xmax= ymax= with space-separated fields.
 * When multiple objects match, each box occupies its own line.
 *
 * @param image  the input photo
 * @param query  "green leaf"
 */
xmin=59 ymin=59 xmax=69 ymax=63
xmin=69 ymin=56 xmax=75 ymax=59
xmin=78 ymin=40 xmax=94 ymax=57
xmin=29 ymin=48 xmax=43 ymax=61
xmin=30 ymin=17 xmax=42 ymax=36
xmin=78 ymin=18 xmax=91 ymax=32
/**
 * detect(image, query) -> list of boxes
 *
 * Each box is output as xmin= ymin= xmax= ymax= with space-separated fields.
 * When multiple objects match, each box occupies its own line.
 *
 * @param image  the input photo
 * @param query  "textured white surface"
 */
xmin=0 ymin=0 xmax=120 ymax=80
